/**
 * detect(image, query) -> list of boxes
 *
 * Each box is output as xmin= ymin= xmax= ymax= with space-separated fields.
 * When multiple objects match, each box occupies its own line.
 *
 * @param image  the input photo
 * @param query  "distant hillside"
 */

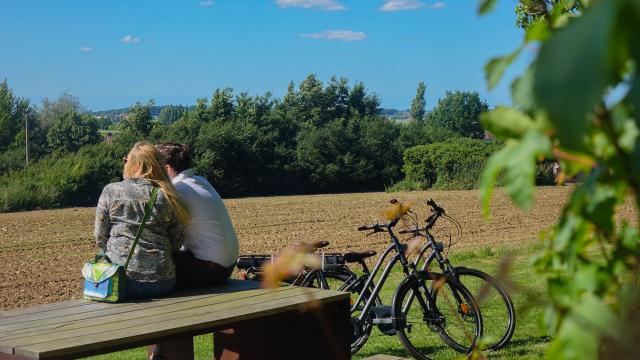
xmin=92 ymin=105 xmax=416 ymax=122
xmin=380 ymin=108 xmax=432 ymax=122
xmin=92 ymin=105 xmax=170 ymax=120
xmin=381 ymin=108 xmax=410 ymax=121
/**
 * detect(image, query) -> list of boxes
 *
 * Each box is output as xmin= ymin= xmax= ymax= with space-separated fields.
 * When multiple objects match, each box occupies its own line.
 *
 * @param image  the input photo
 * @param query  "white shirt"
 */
xmin=172 ymin=169 xmax=239 ymax=267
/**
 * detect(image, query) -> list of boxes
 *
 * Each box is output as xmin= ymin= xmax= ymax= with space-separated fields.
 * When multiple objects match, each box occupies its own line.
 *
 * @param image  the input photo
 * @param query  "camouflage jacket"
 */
xmin=94 ymin=178 xmax=184 ymax=282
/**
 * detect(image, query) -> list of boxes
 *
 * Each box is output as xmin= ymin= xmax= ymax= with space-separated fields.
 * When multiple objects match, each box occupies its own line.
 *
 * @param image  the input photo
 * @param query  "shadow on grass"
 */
xmin=505 ymin=335 xmax=550 ymax=347
xmin=484 ymin=335 xmax=551 ymax=359
xmin=357 ymin=335 xmax=551 ymax=359
xmin=357 ymin=343 xmax=450 ymax=359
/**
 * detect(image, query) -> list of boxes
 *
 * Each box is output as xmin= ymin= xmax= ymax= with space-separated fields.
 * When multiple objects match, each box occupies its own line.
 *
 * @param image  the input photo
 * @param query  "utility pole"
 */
xmin=25 ymin=113 xmax=30 ymax=166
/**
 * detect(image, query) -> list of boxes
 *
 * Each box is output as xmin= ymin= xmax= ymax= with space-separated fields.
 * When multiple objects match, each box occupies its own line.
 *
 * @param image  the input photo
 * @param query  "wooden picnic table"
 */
xmin=0 ymin=280 xmax=350 ymax=360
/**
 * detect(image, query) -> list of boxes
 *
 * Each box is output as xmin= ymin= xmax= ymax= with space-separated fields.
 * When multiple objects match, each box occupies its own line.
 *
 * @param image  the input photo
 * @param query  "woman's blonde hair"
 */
xmin=123 ymin=141 xmax=189 ymax=224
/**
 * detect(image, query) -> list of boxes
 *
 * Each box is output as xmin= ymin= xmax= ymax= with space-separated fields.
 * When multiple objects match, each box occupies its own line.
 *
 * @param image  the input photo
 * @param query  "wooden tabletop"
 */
xmin=0 ymin=280 xmax=348 ymax=359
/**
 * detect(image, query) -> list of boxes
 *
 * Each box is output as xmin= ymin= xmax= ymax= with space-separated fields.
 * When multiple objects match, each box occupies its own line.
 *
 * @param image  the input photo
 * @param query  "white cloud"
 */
xmin=198 ymin=0 xmax=214 ymax=7
xmin=300 ymin=30 xmax=366 ymax=41
xmin=276 ymin=0 xmax=346 ymax=11
xmin=79 ymin=46 xmax=92 ymax=52
xmin=380 ymin=0 xmax=425 ymax=11
xmin=121 ymin=35 xmax=140 ymax=44
xmin=379 ymin=1 xmax=445 ymax=11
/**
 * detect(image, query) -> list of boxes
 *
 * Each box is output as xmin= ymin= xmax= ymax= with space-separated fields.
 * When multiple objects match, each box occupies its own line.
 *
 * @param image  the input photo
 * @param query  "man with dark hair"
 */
xmin=156 ymin=142 xmax=239 ymax=288
xmin=156 ymin=142 xmax=193 ymax=175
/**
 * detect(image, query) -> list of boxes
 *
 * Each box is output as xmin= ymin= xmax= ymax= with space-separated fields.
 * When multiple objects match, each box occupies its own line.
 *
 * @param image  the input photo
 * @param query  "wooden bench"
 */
xmin=0 ymin=280 xmax=350 ymax=360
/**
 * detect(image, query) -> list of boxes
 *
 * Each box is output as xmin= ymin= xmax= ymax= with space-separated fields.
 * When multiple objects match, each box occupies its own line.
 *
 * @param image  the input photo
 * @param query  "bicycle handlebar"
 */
xmin=426 ymin=198 xmax=445 ymax=215
xmin=357 ymin=223 xmax=386 ymax=232
xmin=398 ymin=226 xmax=425 ymax=234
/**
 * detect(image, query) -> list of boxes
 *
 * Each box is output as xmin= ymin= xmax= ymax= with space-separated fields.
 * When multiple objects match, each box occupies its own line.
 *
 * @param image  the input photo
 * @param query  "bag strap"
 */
xmin=124 ymin=187 xmax=159 ymax=270
xmin=94 ymin=251 xmax=112 ymax=263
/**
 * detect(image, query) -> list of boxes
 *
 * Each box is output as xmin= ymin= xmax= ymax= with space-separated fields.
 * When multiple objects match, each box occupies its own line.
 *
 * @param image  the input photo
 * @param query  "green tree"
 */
xmin=410 ymin=81 xmax=426 ymax=121
xmin=348 ymin=82 xmax=381 ymax=118
xmin=0 ymin=80 xmax=30 ymax=152
xmin=47 ymin=112 xmax=101 ymax=153
xmin=479 ymin=0 xmax=640 ymax=358
xmin=118 ymin=100 xmax=155 ymax=138
xmin=194 ymin=120 xmax=261 ymax=196
xmin=38 ymin=92 xmax=85 ymax=130
xmin=157 ymin=105 xmax=186 ymax=125
xmin=210 ymin=88 xmax=235 ymax=123
xmin=514 ymin=0 xmax=582 ymax=29
xmin=426 ymin=90 xmax=487 ymax=139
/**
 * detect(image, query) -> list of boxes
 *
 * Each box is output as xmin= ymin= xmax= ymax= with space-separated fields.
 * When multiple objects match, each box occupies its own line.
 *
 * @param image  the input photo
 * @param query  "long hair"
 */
xmin=123 ymin=141 xmax=189 ymax=224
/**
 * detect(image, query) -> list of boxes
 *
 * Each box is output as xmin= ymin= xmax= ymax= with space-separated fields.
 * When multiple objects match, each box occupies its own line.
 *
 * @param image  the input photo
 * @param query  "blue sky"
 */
xmin=0 ymin=0 xmax=529 ymax=111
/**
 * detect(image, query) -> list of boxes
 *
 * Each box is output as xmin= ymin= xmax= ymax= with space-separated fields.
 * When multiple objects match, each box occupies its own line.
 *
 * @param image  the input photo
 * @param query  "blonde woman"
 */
xmin=94 ymin=141 xmax=189 ymax=298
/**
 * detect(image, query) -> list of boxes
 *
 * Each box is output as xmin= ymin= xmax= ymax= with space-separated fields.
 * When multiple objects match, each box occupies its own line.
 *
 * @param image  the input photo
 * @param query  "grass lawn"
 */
xmin=87 ymin=244 xmax=550 ymax=360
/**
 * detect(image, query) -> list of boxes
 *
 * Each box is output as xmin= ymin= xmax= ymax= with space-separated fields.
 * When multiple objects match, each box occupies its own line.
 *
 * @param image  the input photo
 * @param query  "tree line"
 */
xmin=0 ymin=75 xmax=525 ymax=212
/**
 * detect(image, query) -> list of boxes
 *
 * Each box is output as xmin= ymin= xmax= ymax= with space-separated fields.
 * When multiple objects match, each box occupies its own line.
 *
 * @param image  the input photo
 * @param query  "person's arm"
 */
xmin=94 ymin=186 xmax=111 ymax=251
xmin=167 ymin=215 xmax=184 ymax=252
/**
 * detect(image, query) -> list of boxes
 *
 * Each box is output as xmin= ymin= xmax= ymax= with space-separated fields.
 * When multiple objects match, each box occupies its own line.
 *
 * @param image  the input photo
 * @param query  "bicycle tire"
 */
xmin=392 ymin=271 xmax=482 ymax=359
xmin=453 ymin=267 xmax=515 ymax=351
xmin=300 ymin=268 xmax=380 ymax=354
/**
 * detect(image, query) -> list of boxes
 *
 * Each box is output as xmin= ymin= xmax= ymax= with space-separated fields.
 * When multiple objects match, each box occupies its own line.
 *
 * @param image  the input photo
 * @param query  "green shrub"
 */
xmin=535 ymin=161 xmax=556 ymax=186
xmin=0 ymin=148 xmax=26 ymax=176
xmin=385 ymin=178 xmax=428 ymax=192
xmin=0 ymin=143 xmax=123 ymax=212
xmin=402 ymin=138 xmax=501 ymax=190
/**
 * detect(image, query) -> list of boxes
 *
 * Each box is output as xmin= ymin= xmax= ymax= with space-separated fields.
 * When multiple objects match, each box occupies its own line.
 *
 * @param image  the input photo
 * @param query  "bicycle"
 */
xmin=397 ymin=198 xmax=516 ymax=352
xmin=235 ymin=216 xmax=483 ymax=359
xmin=343 ymin=212 xmax=483 ymax=359
xmin=236 ymin=240 xmax=350 ymax=289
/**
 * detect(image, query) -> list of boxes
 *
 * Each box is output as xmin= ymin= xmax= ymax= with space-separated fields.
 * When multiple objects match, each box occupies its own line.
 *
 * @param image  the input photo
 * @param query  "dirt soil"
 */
xmin=0 ymin=186 xmax=635 ymax=310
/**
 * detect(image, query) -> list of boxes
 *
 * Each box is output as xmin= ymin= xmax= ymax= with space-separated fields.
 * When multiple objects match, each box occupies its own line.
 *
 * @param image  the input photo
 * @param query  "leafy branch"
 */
xmin=478 ymin=0 xmax=640 ymax=359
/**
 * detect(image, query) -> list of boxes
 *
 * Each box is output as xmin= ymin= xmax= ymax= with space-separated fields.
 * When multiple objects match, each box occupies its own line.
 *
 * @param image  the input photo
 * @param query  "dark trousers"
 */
xmin=173 ymin=250 xmax=234 ymax=289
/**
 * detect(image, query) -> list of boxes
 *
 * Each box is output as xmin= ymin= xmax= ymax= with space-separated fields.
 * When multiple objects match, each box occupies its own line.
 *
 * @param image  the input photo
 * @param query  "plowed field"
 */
xmin=1 ymin=186 xmax=635 ymax=310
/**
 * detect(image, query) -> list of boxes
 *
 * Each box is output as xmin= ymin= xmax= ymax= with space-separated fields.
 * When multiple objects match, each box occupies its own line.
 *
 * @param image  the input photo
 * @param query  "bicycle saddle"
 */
xmin=293 ymin=240 xmax=330 ymax=252
xmin=343 ymin=250 xmax=377 ymax=263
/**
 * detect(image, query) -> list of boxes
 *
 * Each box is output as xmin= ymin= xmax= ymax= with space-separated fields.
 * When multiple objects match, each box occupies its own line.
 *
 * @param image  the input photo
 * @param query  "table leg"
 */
xmin=214 ymin=298 xmax=350 ymax=360
xmin=147 ymin=335 xmax=194 ymax=360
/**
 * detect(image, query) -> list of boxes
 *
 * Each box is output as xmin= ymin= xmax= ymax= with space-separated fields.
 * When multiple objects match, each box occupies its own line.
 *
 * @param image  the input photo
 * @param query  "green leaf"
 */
xmin=480 ymin=130 xmax=551 ymax=217
xmin=525 ymin=20 xmax=551 ymax=42
xmin=511 ymin=68 xmax=536 ymax=112
xmin=534 ymin=0 xmax=620 ymax=152
xmin=620 ymin=223 xmax=639 ymax=252
xmin=480 ymin=106 xmax=536 ymax=139
xmin=573 ymin=264 xmax=599 ymax=293
xmin=572 ymin=293 xmax=623 ymax=343
xmin=485 ymin=47 xmax=522 ymax=90
xmin=547 ymin=316 xmax=598 ymax=360
xmin=479 ymin=143 xmax=511 ymax=218
xmin=478 ymin=0 xmax=497 ymax=15
xmin=503 ymin=131 xmax=551 ymax=210
xmin=627 ymin=76 xmax=640 ymax=128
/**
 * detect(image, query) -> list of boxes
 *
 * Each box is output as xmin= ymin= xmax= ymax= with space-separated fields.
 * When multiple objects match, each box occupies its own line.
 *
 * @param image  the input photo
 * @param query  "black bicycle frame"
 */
xmin=414 ymin=232 xmax=456 ymax=275
xmin=351 ymin=227 xmax=437 ymax=322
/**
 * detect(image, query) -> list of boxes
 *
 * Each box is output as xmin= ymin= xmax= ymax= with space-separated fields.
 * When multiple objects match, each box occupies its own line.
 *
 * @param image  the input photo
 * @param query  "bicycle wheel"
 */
xmin=392 ymin=271 xmax=482 ymax=359
xmin=454 ymin=267 xmax=515 ymax=351
xmin=300 ymin=267 xmax=354 ymax=290
xmin=301 ymin=269 xmax=377 ymax=354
